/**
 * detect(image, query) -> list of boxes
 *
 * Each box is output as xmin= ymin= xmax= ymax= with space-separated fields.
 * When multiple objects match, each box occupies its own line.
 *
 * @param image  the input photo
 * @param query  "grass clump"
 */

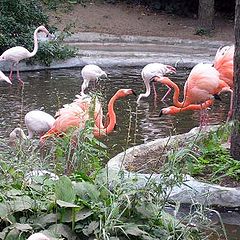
xmin=185 ymin=124 xmax=240 ymax=185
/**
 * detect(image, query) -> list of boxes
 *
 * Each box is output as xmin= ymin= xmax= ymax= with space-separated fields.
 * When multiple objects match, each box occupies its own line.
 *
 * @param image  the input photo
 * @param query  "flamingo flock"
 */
xmin=0 ymin=25 xmax=234 ymax=143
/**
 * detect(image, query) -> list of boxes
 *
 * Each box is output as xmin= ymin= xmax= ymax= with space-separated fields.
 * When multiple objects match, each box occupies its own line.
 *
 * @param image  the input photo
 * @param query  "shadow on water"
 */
xmin=0 ymin=67 xmax=237 ymax=239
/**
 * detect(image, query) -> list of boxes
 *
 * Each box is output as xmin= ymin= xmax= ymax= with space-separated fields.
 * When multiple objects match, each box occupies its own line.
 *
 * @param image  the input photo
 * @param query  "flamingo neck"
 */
xmin=159 ymin=77 xmax=186 ymax=107
xmin=9 ymin=127 xmax=27 ymax=142
xmin=94 ymin=94 xmax=118 ymax=137
xmin=169 ymin=100 xmax=214 ymax=114
xmin=29 ymin=27 xmax=41 ymax=57
xmin=137 ymin=80 xmax=151 ymax=103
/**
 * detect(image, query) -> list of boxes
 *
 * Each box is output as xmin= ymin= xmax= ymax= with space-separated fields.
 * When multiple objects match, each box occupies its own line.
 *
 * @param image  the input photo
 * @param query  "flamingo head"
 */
xmin=165 ymin=65 xmax=176 ymax=74
xmin=159 ymin=106 xmax=177 ymax=116
xmin=0 ymin=71 xmax=11 ymax=84
xmin=37 ymin=25 xmax=55 ymax=39
xmin=116 ymin=89 xmax=137 ymax=98
xmin=98 ymin=71 xmax=108 ymax=81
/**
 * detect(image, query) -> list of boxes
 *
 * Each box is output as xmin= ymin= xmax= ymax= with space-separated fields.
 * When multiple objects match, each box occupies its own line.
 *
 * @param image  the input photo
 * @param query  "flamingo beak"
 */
xmin=4 ymin=76 xmax=12 ymax=84
xmin=213 ymin=94 xmax=222 ymax=101
xmin=47 ymin=33 xmax=56 ymax=40
xmin=159 ymin=110 xmax=163 ymax=117
xmin=167 ymin=65 xmax=177 ymax=74
xmin=0 ymin=73 xmax=12 ymax=84
xmin=132 ymin=90 xmax=137 ymax=96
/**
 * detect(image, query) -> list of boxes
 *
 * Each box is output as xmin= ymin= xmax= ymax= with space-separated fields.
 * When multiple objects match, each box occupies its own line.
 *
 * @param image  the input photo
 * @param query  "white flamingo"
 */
xmin=9 ymin=110 xmax=55 ymax=144
xmin=0 ymin=71 xmax=12 ymax=84
xmin=27 ymin=233 xmax=50 ymax=240
xmin=81 ymin=64 xmax=108 ymax=96
xmin=0 ymin=25 xmax=51 ymax=84
xmin=137 ymin=63 xmax=176 ymax=104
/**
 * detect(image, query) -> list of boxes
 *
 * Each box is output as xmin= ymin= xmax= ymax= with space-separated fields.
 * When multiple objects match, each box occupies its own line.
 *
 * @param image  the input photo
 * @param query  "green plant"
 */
xmin=186 ymin=124 xmax=240 ymax=184
xmin=195 ymin=28 xmax=211 ymax=36
xmin=0 ymin=0 xmax=76 ymax=66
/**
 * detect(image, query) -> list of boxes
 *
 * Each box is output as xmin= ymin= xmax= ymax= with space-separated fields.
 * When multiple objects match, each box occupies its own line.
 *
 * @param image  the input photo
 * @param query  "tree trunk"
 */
xmin=230 ymin=0 xmax=240 ymax=160
xmin=198 ymin=0 xmax=215 ymax=31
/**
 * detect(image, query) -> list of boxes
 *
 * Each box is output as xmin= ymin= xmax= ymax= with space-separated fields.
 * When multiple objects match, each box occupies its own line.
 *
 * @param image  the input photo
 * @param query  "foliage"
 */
xmin=186 ymin=124 xmax=240 ymax=184
xmin=107 ymin=0 xmax=234 ymax=17
xmin=195 ymin=28 xmax=211 ymax=36
xmin=27 ymin=30 xmax=77 ymax=66
xmin=0 ymin=0 xmax=76 ymax=65
xmin=0 ymin=127 xmax=208 ymax=239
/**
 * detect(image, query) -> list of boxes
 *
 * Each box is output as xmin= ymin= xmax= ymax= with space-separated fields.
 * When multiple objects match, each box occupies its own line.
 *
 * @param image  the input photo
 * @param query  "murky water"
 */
xmin=0 ymin=67 xmax=231 ymax=154
xmin=0 ymin=67 xmax=238 ymax=238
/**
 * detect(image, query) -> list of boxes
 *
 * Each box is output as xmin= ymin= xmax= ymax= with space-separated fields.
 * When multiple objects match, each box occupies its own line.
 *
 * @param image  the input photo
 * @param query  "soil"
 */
xmin=46 ymin=1 xmax=234 ymax=41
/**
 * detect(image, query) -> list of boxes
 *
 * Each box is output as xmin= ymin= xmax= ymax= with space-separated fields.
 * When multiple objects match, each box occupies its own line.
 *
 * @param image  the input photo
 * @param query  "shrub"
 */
xmin=0 ymin=0 xmax=76 ymax=65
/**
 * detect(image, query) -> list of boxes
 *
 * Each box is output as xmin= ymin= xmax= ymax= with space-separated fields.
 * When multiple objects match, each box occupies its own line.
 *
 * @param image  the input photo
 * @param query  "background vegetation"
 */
xmin=0 ymin=0 xmax=76 ymax=66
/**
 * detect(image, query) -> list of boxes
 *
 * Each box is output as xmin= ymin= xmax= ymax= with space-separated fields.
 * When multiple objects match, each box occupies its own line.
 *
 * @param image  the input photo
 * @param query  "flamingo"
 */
xmin=55 ymin=94 xmax=105 ymax=129
xmin=40 ymin=89 xmax=136 ymax=141
xmin=159 ymin=99 xmax=214 ymax=116
xmin=137 ymin=63 xmax=176 ymax=104
xmin=81 ymin=64 xmax=108 ymax=96
xmin=0 ymin=71 xmax=12 ymax=84
xmin=27 ymin=233 xmax=50 ymax=240
xmin=9 ymin=110 xmax=55 ymax=144
xmin=213 ymin=45 xmax=234 ymax=89
xmin=0 ymin=25 xmax=51 ymax=84
xmin=156 ymin=63 xmax=233 ymax=122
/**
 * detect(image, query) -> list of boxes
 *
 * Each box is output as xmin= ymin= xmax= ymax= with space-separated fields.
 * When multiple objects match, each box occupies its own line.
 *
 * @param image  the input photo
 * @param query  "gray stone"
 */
xmin=107 ymin=125 xmax=240 ymax=208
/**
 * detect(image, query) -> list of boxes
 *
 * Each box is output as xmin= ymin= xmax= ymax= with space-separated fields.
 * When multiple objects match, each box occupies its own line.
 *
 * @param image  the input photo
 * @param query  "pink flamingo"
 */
xmin=40 ymin=89 xmax=136 ymax=141
xmin=157 ymin=63 xmax=233 ymax=122
xmin=137 ymin=63 xmax=176 ymax=104
xmin=0 ymin=26 xmax=51 ymax=84
xmin=213 ymin=45 xmax=234 ymax=89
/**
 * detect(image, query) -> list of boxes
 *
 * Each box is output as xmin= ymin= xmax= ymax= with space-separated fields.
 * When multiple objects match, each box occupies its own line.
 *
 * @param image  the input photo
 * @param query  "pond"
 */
xmin=0 ymin=67 xmax=231 ymax=157
xmin=0 ymin=66 xmax=238 ymax=239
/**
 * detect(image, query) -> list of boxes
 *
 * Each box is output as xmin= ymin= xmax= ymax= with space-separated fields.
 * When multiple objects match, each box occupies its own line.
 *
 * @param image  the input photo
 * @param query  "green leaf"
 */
xmin=4 ymin=229 xmax=20 ymax=240
xmin=56 ymin=200 xmax=79 ymax=208
xmin=12 ymin=223 xmax=32 ymax=231
xmin=0 ymin=203 xmax=9 ymax=218
xmin=125 ymin=225 xmax=147 ymax=236
xmin=6 ymin=189 xmax=23 ymax=197
xmin=7 ymin=196 xmax=33 ymax=213
xmin=82 ymin=221 xmax=99 ymax=236
xmin=48 ymin=224 xmax=77 ymax=240
xmin=135 ymin=202 xmax=158 ymax=219
xmin=55 ymin=176 xmax=76 ymax=203
xmin=34 ymin=213 xmax=58 ymax=228
xmin=61 ymin=208 xmax=92 ymax=222
xmin=74 ymin=181 xmax=100 ymax=202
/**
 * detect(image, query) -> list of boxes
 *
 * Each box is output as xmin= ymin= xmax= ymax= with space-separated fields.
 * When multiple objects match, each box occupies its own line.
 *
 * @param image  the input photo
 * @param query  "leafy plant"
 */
xmin=0 ymin=0 xmax=76 ymax=66
xmin=186 ymin=124 xmax=240 ymax=184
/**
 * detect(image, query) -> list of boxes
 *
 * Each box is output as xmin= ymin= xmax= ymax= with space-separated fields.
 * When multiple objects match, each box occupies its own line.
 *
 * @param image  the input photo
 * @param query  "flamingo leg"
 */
xmin=9 ymin=63 xmax=14 ymax=81
xmin=16 ymin=64 xmax=24 ymax=85
xmin=199 ymin=107 xmax=209 ymax=128
xmin=226 ymin=90 xmax=233 ymax=122
xmin=161 ymin=85 xmax=172 ymax=102
xmin=152 ymin=81 xmax=157 ymax=100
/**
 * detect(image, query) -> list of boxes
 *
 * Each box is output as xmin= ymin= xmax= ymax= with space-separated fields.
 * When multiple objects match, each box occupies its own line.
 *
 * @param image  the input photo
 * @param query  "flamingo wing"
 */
xmin=0 ymin=46 xmax=31 ymax=63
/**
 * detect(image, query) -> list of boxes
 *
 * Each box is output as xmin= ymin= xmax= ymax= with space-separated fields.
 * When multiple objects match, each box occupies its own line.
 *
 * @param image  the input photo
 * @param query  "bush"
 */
xmin=0 ymin=0 xmax=76 ymax=65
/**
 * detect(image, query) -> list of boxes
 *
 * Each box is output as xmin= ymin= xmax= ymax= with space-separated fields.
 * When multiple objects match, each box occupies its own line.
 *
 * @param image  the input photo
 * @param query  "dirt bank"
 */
xmin=47 ymin=1 xmax=234 ymax=42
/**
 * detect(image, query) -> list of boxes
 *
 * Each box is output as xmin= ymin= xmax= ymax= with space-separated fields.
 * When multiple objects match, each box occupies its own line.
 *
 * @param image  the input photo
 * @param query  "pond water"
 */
xmin=0 ymin=67 xmax=231 ymax=157
xmin=0 ymin=67 xmax=238 ymax=238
